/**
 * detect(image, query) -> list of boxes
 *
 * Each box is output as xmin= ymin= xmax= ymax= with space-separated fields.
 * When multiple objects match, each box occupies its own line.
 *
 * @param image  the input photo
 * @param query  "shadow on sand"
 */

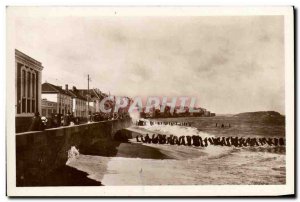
xmin=34 ymin=165 xmax=102 ymax=186
xmin=38 ymin=129 xmax=169 ymax=186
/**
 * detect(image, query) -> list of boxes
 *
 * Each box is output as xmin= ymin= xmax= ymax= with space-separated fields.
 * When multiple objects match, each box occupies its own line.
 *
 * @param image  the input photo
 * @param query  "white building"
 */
xmin=41 ymin=83 xmax=73 ymax=115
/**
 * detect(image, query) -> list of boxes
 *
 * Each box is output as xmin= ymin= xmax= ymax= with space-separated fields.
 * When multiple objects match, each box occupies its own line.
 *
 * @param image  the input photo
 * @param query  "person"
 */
xmin=28 ymin=112 xmax=44 ymax=131
xmin=75 ymin=117 xmax=80 ymax=125
xmin=41 ymin=116 xmax=48 ymax=129
xmin=64 ymin=111 xmax=71 ymax=126
xmin=152 ymin=134 xmax=158 ymax=144
xmin=216 ymin=123 xmax=218 ymax=127
xmin=57 ymin=113 xmax=62 ymax=127
xmin=145 ymin=134 xmax=151 ymax=143
xmin=136 ymin=135 xmax=141 ymax=142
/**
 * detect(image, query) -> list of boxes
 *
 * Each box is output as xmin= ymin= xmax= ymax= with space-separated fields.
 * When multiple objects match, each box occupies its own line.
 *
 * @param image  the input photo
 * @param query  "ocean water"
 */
xmin=67 ymin=116 xmax=286 ymax=185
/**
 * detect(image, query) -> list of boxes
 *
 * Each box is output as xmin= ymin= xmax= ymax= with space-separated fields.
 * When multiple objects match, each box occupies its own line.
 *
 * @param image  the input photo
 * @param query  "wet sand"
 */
xmin=68 ymin=141 xmax=285 ymax=186
xmin=115 ymin=142 xmax=172 ymax=159
xmin=64 ymin=141 xmax=171 ymax=186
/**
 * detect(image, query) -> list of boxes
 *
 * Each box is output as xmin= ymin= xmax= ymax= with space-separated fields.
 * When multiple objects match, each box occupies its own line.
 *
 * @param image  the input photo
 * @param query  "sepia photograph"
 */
xmin=6 ymin=6 xmax=294 ymax=196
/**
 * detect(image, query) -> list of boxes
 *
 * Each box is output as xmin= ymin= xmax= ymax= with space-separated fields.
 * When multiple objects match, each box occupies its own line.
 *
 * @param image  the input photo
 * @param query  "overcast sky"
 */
xmin=14 ymin=15 xmax=285 ymax=114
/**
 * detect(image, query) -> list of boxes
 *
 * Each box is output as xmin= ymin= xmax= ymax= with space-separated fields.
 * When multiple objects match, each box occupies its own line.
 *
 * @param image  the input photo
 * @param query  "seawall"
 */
xmin=16 ymin=118 xmax=132 ymax=186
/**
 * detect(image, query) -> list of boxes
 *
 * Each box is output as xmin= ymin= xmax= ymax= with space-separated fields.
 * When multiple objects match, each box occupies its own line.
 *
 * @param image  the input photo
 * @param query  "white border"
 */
xmin=6 ymin=6 xmax=294 ymax=197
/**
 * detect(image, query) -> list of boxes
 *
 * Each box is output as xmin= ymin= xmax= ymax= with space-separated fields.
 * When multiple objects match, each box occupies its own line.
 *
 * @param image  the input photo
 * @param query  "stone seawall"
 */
xmin=16 ymin=118 xmax=132 ymax=186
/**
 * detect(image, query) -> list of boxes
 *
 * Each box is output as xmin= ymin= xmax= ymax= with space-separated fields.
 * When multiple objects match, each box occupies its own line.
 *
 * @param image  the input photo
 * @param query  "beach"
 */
xmin=66 ymin=115 xmax=286 ymax=185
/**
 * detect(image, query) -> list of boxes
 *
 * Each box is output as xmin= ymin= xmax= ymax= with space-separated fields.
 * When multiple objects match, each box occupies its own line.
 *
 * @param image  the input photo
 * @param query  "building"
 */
xmin=41 ymin=83 xmax=73 ymax=116
xmin=15 ymin=49 xmax=43 ymax=133
xmin=204 ymin=110 xmax=211 ymax=117
xmin=69 ymin=86 xmax=87 ymax=118
xmin=41 ymin=99 xmax=58 ymax=117
xmin=77 ymin=88 xmax=105 ymax=114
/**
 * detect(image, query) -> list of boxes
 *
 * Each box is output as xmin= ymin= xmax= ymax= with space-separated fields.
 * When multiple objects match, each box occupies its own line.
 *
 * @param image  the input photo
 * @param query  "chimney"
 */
xmin=72 ymin=86 xmax=76 ymax=91
xmin=65 ymin=84 xmax=68 ymax=91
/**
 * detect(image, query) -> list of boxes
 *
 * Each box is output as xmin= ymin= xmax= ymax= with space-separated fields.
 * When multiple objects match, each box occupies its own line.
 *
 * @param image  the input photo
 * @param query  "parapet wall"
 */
xmin=16 ymin=118 xmax=132 ymax=186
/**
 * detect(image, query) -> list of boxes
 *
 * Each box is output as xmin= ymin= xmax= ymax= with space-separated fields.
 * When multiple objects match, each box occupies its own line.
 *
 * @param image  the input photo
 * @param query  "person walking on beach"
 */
xmin=136 ymin=135 xmax=141 ymax=142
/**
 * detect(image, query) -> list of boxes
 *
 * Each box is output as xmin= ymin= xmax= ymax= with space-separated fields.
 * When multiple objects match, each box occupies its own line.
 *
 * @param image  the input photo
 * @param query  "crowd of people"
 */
xmin=27 ymin=111 xmax=131 ymax=132
xmin=136 ymin=120 xmax=192 ymax=127
xmin=135 ymin=134 xmax=285 ymax=147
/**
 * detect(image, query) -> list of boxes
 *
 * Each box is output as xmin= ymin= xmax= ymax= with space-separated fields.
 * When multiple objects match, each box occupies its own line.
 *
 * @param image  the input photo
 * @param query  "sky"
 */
xmin=14 ymin=15 xmax=285 ymax=114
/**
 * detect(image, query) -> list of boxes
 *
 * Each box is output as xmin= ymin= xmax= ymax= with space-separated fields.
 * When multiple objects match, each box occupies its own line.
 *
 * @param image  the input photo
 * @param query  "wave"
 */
xmin=138 ymin=120 xmax=214 ymax=138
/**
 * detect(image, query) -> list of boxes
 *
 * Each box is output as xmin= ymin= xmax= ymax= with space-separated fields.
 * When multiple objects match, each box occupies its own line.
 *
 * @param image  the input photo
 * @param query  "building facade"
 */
xmin=41 ymin=99 xmax=58 ymax=117
xmin=77 ymin=88 xmax=104 ymax=115
xmin=69 ymin=86 xmax=87 ymax=118
xmin=42 ymin=83 xmax=73 ymax=116
xmin=15 ymin=49 xmax=43 ymax=133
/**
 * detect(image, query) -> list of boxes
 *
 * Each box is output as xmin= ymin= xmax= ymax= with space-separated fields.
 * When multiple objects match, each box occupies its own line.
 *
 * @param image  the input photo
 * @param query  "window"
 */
xmin=32 ymin=74 xmax=35 ymax=98
xmin=26 ymin=71 xmax=31 ymax=113
xmin=31 ymin=72 xmax=36 ymax=113
xmin=47 ymin=109 xmax=52 ymax=116
xmin=42 ymin=109 xmax=46 ymax=116
xmin=18 ymin=65 xmax=39 ymax=115
xmin=21 ymin=69 xmax=26 ymax=113
xmin=22 ymin=70 xmax=26 ymax=97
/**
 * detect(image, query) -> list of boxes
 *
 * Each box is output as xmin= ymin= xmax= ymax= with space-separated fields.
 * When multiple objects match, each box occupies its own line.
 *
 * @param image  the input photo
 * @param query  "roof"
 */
xmin=77 ymin=89 xmax=106 ymax=101
xmin=42 ymin=82 xmax=71 ymax=96
xmin=69 ymin=89 xmax=87 ymax=101
xmin=15 ymin=49 xmax=44 ymax=71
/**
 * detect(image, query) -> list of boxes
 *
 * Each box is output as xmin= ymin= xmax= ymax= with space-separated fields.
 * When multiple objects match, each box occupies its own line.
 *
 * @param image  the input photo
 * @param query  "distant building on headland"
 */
xmin=140 ymin=105 xmax=216 ymax=119
xmin=15 ymin=49 xmax=43 ymax=133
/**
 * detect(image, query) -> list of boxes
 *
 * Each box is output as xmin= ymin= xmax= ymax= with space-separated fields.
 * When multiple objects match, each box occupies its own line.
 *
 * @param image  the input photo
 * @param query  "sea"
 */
xmin=67 ymin=115 xmax=286 ymax=185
